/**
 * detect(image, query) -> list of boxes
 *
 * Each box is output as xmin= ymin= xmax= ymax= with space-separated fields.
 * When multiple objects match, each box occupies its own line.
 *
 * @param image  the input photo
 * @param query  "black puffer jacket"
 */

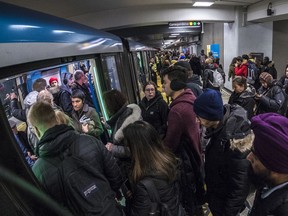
xmin=131 ymin=176 xmax=181 ymax=216
xmin=139 ymin=91 xmax=168 ymax=137
xmin=256 ymin=81 xmax=287 ymax=115
xmin=204 ymin=104 xmax=252 ymax=216
xmin=249 ymin=184 xmax=288 ymax=216
xmin=32 ymin=125 xmax=124 ymax=215
xmin=228 ymin=85 xmax=256 ymax=119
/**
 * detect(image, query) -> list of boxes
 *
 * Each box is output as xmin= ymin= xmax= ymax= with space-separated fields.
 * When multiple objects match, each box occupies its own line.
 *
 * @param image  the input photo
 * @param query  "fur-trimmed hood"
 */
xmin=113 ymin=103 xmax=142 ymax=143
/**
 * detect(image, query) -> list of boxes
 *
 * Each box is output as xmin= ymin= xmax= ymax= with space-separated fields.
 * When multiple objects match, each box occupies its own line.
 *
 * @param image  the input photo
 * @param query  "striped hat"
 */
xmin=259 ymin=72 xmax=273 ymax=84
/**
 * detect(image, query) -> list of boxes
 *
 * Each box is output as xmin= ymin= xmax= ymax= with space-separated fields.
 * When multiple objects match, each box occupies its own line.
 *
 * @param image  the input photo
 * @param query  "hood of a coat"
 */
xmin=239 ymin=85 xmax=256 ymax=99
xmin=206 ymin=104 xmax=252 ymax=153
xmin=114 ymin=104 xmax=142 ymax=143
xmin=37 ymin=124 xmax=76 ymax=157
xmin=24 ymin=91 xmax=38 ymax=109
xmin=170 ymin=88 xmax=196 ymax=108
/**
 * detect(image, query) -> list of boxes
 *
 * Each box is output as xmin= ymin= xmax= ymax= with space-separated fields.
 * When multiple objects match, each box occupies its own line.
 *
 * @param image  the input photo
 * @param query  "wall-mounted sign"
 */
xmin=168 ymin=21 xmax=202 ymax=28
xmin=208 ymin=44 xmax=220 ymax=58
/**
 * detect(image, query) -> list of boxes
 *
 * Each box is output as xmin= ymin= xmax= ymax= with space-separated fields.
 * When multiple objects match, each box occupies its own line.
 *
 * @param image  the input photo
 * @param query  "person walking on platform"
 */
xmin=28 ymin=101 xmax=124 ymax=216
xmin=194 ymin=89 xmax=253 ymax=216
xmin=139 ymin=81 xmax=168 ymax=138
xmin=247 ymin=113 xmax=288 ymax=216
xmin=162 ymin=65 xmax=204 ymax=216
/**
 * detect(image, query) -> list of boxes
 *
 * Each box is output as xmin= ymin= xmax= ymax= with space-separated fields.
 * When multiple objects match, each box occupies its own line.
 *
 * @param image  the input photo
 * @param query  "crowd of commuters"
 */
xmin=5 ymin=52 xmax=288 ymax=216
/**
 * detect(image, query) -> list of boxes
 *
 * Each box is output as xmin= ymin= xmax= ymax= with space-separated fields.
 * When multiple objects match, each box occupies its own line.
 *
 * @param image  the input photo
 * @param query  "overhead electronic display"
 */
xmin=168 ymin=21 xmax=202 ymax=28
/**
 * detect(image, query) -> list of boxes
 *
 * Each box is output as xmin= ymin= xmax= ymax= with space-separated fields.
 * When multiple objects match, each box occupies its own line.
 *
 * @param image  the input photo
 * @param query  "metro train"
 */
xmin=0 ymin=2 xmax=156 ymax=215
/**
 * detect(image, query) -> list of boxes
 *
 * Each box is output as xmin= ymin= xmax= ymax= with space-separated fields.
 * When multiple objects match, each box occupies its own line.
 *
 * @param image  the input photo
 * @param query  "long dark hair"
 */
xmin=123 ymin=121 xmax=177 ymax=183
xmin=103 ymin=89 xmax=127 ymax=117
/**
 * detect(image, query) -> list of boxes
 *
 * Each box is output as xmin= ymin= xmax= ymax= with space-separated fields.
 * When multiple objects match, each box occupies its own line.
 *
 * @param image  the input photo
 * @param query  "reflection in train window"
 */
xmin=103 ymin=56 xmax=120 ymax=90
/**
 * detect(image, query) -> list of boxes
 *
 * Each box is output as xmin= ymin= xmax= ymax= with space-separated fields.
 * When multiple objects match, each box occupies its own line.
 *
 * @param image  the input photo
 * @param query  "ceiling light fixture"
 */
xmin=193 ymin=1 xmax=214 ymax=7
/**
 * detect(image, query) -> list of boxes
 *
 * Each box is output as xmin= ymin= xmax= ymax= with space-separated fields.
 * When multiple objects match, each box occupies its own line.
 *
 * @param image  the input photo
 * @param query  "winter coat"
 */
xmin=204 ymin=104 xmax=252 ymax=216
xmin=228 ymin=64 xmax=235 ymax=80
xmin=235 ymin=63 xmax=248 ymax=77
xmin=203 ymin=64 xmax=225 ymax=90
xmin=263 ymin=61 xmax=277 ymax=79
xmin=189 ymin=56 xmax=202 ymax=76
xmin=33 ymin=125 xmax=124 ymax=216
xmin=51 ymin=86 xmax=73 ymax=116
xmin=228 ymin=85 xmax=256 ymax=119
xmin=131 ymin=175 xmax=181 ymax=216
xmin=71 ymin=103 xmax=103 ymax=139
xmin=10 ymin=91 xmax=38 ymax=122
xmin=256 ymin=81 xmax=287 ymax=116
xmin=278 ymin=75 xmax=288 ymax=94
xmin=107 ymin=104 xmax=142 ymax=158
xmin=139 ymin=91 xmax=168 ymax=137
xmin=249 ymin=183 xmax=288 ymax=216
xmin=164 ymin=88 xmax=202 ymax=166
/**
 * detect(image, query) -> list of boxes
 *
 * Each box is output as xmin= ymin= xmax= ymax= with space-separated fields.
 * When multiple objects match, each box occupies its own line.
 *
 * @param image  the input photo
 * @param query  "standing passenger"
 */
xmin=71 ymin=89 xmax=103 ymax=139
xmin=71 ymin=70 xmax=94 ymax=108
xmin=28 ymin=101 xmax=124 ymax=215
xmin=139 ymin=81 xmax=168 ymax=138
xmin=162 ymin=65 xmax=204 ymax=216
xmin=102 ymin=90 xmax=142 ymax=176
xmin=123 ymin=121 xmax=184 ymax=216
xmin=228 ymin=76 xmax=256 ymax=119
xmin=194 ymin=89 xmax=253 ymax=216
xmin=255 ymin=72 xmax=287 ymax=115
xmin=247 ymin=113 xmax=288 ymax=215
xmin=48 ymin=77 xmax=73 ymax=116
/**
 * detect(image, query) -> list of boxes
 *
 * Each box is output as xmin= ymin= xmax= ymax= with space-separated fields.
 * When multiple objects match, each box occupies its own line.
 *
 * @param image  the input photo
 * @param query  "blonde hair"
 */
xmin=28 ymin=101 xmax=57 ymax=129
xmin=230 ymin=132 xmax=254 ymax=153
xmin=37 ymin=90 xmax=54 ymax=105
xmin=55 ymin=110 xmax=75 ymax=128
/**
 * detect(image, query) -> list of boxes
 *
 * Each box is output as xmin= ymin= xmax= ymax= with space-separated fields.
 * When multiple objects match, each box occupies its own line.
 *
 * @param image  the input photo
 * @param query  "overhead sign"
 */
xmin=168 ymin=21 xmax=202 ymax=28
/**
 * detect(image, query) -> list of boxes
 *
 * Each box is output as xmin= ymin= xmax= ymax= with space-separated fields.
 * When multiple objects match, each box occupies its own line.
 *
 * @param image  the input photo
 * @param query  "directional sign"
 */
xmin=168 ymin=21 xmax=202 ymax=28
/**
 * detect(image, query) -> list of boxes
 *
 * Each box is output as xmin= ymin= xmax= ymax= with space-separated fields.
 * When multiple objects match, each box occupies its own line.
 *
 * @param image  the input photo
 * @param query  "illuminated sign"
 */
xmin=168 ymin=21 xmax=202 ymax=28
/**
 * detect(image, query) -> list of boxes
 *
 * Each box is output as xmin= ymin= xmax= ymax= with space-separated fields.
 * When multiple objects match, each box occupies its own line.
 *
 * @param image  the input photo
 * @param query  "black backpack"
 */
xmin=141 ymin=178 xmax=182 ymax=216
xmin=44 ymin=141 xmax=116 ymax=215
xmin=247 ymin=61 xmax=259 ymax=85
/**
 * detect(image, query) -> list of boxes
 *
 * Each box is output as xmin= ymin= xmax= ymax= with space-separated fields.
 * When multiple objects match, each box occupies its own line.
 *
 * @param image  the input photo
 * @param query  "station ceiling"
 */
xmin=0 ymin=0 xmax=263 ymax=49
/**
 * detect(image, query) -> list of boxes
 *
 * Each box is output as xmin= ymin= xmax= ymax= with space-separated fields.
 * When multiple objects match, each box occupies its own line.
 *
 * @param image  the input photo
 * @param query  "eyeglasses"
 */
xmin=145 ymin=88 xmax=155 ymax=92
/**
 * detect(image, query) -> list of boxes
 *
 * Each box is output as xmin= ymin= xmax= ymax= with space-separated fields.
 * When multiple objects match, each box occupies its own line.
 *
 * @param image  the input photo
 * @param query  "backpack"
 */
xmin=210 ymin=69 xmax=224 ymax=88
xmin=247 ymin=61 xmax=259 ymax=85
xmin=141 ymin=178 xmax=185 ymax=216
xmin=44 ymin=140 xmax=116 ymax=215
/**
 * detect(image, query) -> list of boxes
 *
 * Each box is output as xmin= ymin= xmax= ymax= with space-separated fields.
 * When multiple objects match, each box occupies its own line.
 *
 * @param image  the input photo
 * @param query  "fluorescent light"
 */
xmin=53 ymin=30 xmax=75 ymax=34
xmin=10 ymin=25 xmax=40 ymax=29
xmin=171 ymin=33 xmax=180 ymax=36
xmin=193 ymin=1 xmax=214 ymax=7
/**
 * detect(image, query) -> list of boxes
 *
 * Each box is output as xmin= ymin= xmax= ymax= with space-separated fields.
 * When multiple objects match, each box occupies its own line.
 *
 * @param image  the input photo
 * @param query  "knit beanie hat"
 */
xmin=259 ymin=72 xmax=272 ymax=84
xmin=49 ymin=77 xmax=58 ymax=86
xmin=251 ymin=113 xmax=288 ymax=174
xmin=194 ymin=89 xmax=224 ymax=121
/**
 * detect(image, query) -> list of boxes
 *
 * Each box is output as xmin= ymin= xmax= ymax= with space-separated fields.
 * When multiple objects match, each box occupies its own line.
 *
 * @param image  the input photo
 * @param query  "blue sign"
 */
xmin=210 ymin=44 xmax=220 ymax=58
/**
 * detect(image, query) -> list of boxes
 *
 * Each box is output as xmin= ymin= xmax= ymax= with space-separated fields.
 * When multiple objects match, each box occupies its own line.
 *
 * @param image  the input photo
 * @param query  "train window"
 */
xmin=103 ymin=56 xmax=121 ymax=90
xmin=0 ymin=79 xmax=18 ymax=118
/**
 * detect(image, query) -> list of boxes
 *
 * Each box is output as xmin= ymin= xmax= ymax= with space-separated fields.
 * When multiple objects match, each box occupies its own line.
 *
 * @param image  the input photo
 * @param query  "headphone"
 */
xmin=170 ymin=79 xmax=187 ymax=91
xmin=166 ymin=65 xmax=187 ymax=91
